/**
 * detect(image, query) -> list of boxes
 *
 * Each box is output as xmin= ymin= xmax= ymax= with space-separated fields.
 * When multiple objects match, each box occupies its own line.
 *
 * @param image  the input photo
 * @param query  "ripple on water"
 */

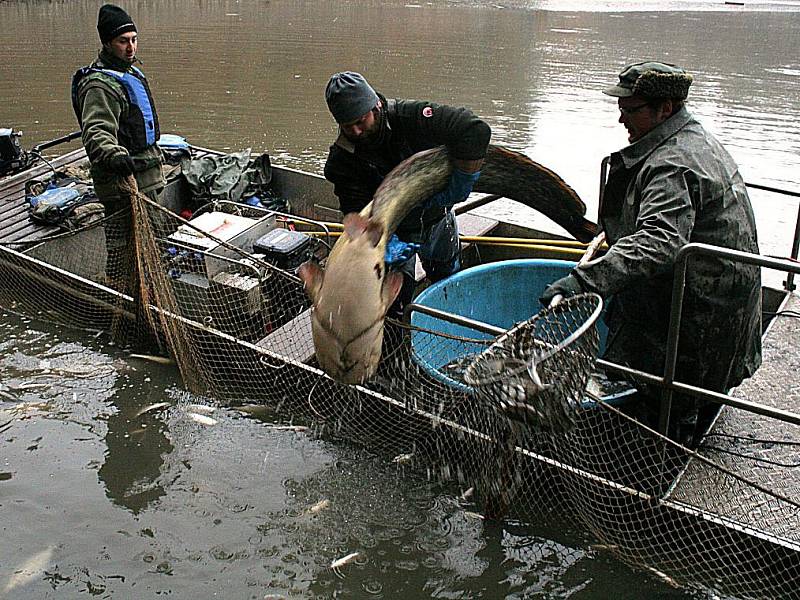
xmin=209 ymin=545 xmax=235 ymax=561
xmin=361 ymin=579 xmax=383 ymax=595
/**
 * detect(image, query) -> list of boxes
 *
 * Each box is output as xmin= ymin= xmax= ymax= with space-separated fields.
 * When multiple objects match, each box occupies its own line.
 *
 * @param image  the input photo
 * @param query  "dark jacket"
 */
xmin=73 ymin=49 xmax=164 ymax=198
xmin=574 ymin=107 xmax=762 ymax=393
xmin=323 ymin=94 xmax=491 ymax=238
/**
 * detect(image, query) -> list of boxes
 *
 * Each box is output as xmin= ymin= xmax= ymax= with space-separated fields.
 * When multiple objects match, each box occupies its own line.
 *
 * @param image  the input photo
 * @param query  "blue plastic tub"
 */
xmin=410 ymin=259 xmax=611 ymax=398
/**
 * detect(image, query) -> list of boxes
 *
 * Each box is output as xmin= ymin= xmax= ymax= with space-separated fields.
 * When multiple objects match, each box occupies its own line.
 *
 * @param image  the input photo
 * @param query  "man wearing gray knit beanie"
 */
xmin=323 ymin=71 xmax=491 ymax=319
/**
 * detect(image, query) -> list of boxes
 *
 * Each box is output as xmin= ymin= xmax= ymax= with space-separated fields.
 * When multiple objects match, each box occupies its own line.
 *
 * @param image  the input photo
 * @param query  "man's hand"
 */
xmin=539 ymin=273 xmax=583 ymax=306
xmin=425 ymin=169 xmax=481 ymax=209
xmin=106 ymin=154 xmax=137 ymax=176
xmin=384 ymin=234 xmax=420 ymax=266
xmin=106 ymin=155 xmax=156 ymax=176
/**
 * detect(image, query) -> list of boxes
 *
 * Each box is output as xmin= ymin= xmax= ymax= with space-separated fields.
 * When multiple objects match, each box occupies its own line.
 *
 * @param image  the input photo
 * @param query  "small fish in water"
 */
xmin=187 ymin=413 xmax=217 ymax=426
xmin=589 ymin=544 xmax=620 ymax=552
xmin=129 ymin=353 xmax=175 ymax=366
xmin=12 ymin=382 xmax=48 ymax=391
xmin=184 ymin=403 xmax=216 ymax=415
xmin=234 ymin=404 xmax=273 ymax=417
xmin=644 ymin=565 xmax=681 ymax=588
xmin=269 ymin=425 xmax=309 ymax=432
xmin=392 ymin=452 xmax=414 ymax=464
xmin=464 ymin=511 xmax=485 ymax=520
xmin=3 ymin=547 xmax=54 ymax=594
xmin=134 ymin=402 xmax=170 ymax=418
xmin=460 ymin=487 xmax=475 ymax=501
xmin=305 ymin=499 xmax=331 ymax=515
xmin=7 ymin=401 xmax=51 ymax=414
xmin=330 ymin=551 xmax=360 ymax=577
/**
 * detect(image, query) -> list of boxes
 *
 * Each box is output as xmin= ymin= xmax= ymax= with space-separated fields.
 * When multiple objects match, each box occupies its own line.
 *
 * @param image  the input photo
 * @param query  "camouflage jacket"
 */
xmin=324 ymin=94 xmax=491 ymax=238
xmin=574 ymin=107 xmax=762 ymax=392
xmin=74 ymin=50 xmax=164 ymax=199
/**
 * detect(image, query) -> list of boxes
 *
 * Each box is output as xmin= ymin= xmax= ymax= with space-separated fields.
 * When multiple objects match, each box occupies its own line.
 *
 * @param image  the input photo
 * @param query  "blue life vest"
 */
xmin=71 ymin=64 xmax=160 ymax=154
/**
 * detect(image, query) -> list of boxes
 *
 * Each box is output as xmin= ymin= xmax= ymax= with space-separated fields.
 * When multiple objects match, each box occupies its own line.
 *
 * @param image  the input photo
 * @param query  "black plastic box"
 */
xmin=253 ymin=228 xmax=311 ymax=270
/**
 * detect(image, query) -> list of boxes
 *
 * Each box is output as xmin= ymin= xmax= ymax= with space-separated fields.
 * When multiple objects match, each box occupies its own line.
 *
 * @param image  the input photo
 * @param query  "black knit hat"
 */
xmin=325 ymin=72 xmax=379 ymax=124
xmin=97 ymin=4 xmax=137 ymax=44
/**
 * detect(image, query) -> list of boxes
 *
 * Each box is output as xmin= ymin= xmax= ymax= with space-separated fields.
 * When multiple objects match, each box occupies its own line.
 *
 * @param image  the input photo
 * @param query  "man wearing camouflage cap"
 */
xmin=541 ymin=61 xmax=762 ymax=445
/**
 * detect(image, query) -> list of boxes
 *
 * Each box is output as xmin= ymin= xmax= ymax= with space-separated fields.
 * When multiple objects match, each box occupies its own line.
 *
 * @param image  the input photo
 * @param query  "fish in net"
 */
xmin=463 ymin=293 xmax=604 ymax=433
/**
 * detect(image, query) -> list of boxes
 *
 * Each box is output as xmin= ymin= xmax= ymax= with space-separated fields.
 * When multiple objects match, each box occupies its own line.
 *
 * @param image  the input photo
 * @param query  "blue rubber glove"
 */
xmin=384 ymin=234 xmax=420 ymax=266
xmin=425 ymin=169 xmax=481 ymax=209
xmin=539 ymin=273 xmax=583 ymax=306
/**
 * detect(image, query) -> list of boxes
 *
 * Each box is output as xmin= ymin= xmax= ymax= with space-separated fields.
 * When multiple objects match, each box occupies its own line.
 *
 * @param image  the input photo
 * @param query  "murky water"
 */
xmin=2 ymin=0 xmax=800 ymax=597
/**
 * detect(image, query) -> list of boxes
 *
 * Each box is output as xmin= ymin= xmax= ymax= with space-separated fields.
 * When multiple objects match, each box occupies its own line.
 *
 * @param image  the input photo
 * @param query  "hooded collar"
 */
xmin=616 ymin=106 xmax=693 ymax=169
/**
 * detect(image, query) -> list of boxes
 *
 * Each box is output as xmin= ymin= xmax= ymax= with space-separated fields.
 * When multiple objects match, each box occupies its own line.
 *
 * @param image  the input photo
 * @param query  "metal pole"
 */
xmin=659 ymin=243 xmax=800 ymax=434
xmin=404 ymin=302 xmax=506 ymax=336
xmin=784 ymin=204 xmax=800 ymax=291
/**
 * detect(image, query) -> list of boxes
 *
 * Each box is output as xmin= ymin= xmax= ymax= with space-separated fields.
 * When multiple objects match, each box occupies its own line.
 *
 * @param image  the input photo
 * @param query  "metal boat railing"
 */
xmin=655 ymin=243 xmax=800 ymax=432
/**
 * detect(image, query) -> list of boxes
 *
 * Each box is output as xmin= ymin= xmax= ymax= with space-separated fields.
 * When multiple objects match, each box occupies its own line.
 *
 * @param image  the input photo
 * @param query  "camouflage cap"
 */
xmin=603 ymin=61 xmax=693 ymax=100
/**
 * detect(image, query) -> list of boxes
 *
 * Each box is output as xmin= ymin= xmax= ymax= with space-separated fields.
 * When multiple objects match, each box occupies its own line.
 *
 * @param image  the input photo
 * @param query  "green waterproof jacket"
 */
xmin=74 ymin=49 xmax=164 ymax=200
xmin=574 ymin=107 xmax=762 ymax=393
xmin=324 ymin=94 xmax=491 ymax=238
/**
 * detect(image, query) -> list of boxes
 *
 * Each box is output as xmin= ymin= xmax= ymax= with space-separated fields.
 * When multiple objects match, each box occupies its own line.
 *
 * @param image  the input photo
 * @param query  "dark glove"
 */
xmin=425 ymin=169 xmax=481 ymax=209
xmin=106 ymin=154 xmax=137 ymax=176
xmin=384 ymin=234 xmax=420 ymax=266
xmin=539 ymin=273 xmax=583 ymax=306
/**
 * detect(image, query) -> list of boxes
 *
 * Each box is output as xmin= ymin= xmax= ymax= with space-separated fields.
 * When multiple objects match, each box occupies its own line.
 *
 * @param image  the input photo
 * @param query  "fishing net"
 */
xmin=1 ymin=148 xmax=799 ymax=599
xmin=462 ymin=293 xmax=602 ymax=433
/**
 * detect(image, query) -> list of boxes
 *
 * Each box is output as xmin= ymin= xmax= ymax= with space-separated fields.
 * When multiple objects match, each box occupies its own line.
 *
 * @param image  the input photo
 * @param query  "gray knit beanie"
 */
xmin=325 ymin=72 xmax=379 ymax=124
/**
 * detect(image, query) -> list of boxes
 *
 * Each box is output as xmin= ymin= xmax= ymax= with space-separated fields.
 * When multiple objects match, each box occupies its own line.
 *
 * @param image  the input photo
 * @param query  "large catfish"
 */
xmin=298 ymin=144 xmax=598 ymax=385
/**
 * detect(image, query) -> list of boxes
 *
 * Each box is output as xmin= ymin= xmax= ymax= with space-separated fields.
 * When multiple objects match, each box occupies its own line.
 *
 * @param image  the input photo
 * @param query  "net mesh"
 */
xmin=1 ymin=156 xmax=799 ymax=599
xmin=463 ymin=293 xmax=602 ymax=434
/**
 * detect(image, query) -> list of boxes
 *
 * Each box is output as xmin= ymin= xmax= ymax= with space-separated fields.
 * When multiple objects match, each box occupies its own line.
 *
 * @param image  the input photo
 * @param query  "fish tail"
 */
xmin=476 ymin=145 xmax=598 ymax=243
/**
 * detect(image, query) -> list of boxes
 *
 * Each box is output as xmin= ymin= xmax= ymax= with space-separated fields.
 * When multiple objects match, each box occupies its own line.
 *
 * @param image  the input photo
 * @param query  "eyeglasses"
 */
xmin=618 ymin=103 xmax=652 ymax=116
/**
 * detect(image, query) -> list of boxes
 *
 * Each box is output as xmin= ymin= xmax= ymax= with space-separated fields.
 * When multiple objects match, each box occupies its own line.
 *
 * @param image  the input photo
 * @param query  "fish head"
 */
xmin=298 ymin=214 xmax=404 ymax=384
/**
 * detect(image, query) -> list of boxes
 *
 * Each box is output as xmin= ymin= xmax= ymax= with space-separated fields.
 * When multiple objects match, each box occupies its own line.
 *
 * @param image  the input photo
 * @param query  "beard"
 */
xmin=350 ymin=108 xmax=386 ymax=149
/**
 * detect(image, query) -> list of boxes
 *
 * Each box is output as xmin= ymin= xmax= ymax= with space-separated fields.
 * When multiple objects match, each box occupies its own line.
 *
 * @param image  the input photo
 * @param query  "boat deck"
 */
xmin=0 ymin=147 xmax=88 ymax=247
xmin=666 ymin=292 xmax=800 ymax=548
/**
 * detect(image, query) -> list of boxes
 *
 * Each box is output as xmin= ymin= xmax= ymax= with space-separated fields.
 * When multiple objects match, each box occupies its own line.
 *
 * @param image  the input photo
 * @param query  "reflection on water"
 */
xmin=98 ymin=389 xmax=173 ymax=514
xmin=2 ymin=0 xmax=799 ymax=597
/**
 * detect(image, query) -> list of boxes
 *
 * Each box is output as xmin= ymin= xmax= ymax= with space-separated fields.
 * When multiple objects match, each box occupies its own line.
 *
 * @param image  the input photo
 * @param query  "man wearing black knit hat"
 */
xmin=323 ymin=71 xmax=491 ymax=319
xmin=540 ymin=61 xmax=762 ymax=446
xmin=71 ymin=4 xmax=164 ymax=344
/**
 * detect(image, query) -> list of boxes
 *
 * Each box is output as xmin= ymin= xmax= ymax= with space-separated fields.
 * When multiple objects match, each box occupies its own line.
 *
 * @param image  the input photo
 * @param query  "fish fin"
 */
xmin=298 ymin=260 xmax=324 ymax=303
xmin=343 ymin=213 xmax=383 ymax=247
xmin=382 ymin=270 xmax=404 ymax=310
xmin=364 ymin=219 xmax=383 ymax=247
xmin=343 ymin=213 xmax=368 ymax=238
